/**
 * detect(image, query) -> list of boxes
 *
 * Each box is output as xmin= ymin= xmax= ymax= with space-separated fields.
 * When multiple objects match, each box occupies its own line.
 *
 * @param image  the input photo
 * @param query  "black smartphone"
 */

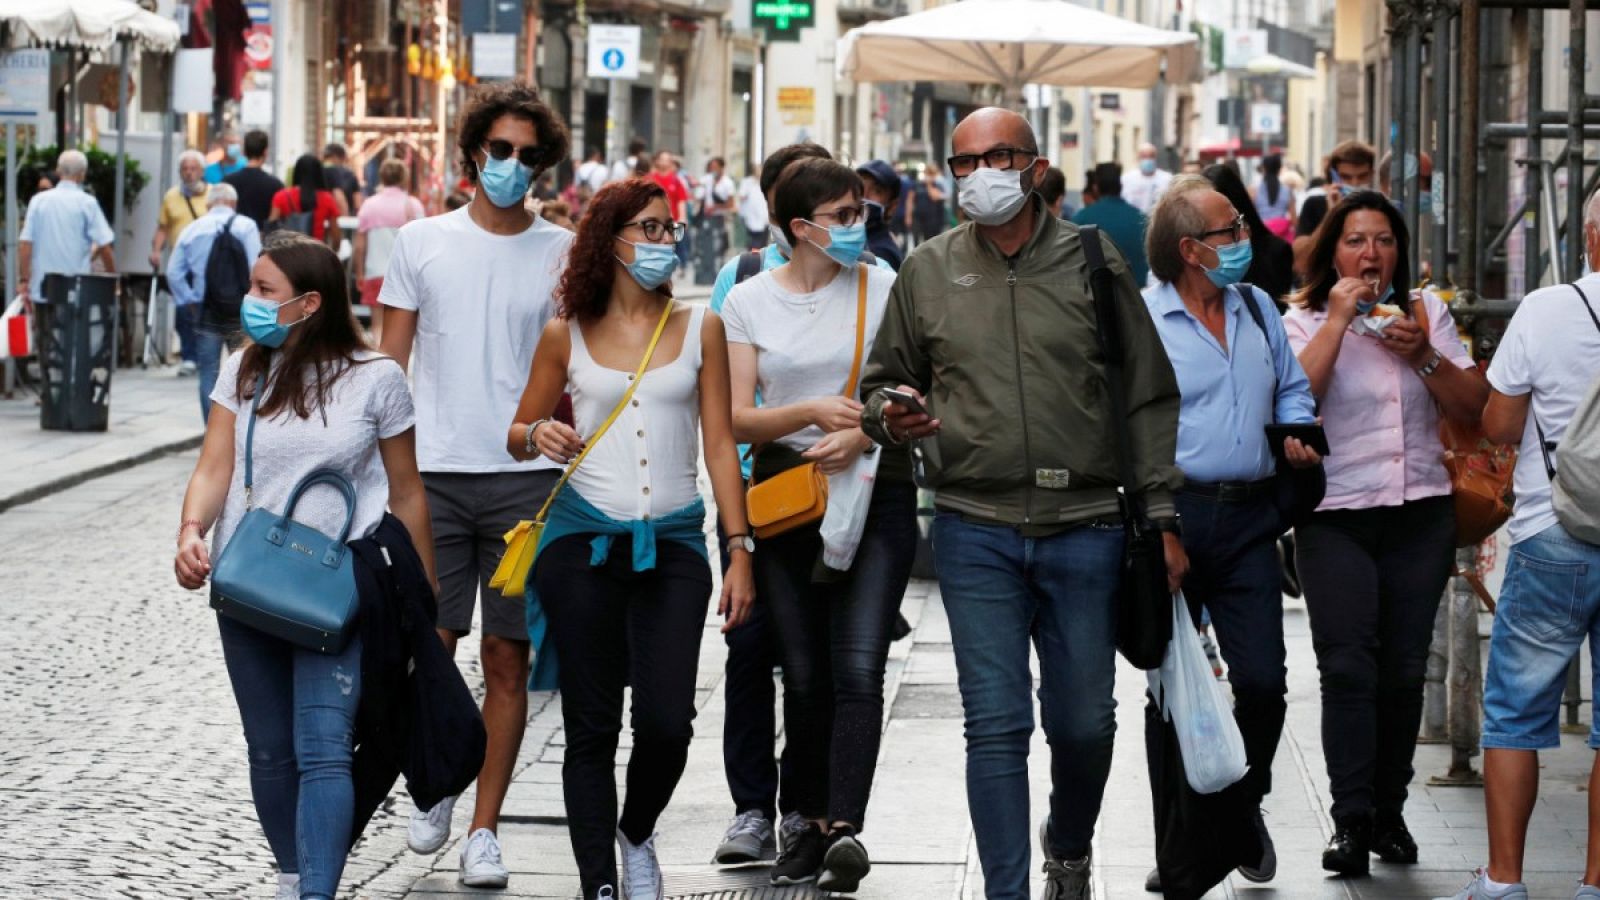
xmin=881 ymin=388 xmax=930 ymax=417
xmin=1265 ymin=423 xmax=1330 ymax=461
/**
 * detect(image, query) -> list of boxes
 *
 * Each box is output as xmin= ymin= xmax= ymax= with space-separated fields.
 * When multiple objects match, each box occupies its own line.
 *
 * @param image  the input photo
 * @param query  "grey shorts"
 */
xmin=423 ymin=469 xmax=561 ymax=640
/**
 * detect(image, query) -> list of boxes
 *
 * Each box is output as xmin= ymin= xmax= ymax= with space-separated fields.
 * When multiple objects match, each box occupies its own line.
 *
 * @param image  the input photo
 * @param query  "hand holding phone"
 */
xmin=881 ymin=387 xmax=928 ymax=417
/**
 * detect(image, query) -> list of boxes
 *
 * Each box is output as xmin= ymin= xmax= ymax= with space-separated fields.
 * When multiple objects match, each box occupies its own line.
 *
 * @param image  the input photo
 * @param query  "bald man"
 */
xmin=861 ymin=107 xmax=1182 ymax=900
xmin=1123 ymin=142 xmax=1174 ymax=214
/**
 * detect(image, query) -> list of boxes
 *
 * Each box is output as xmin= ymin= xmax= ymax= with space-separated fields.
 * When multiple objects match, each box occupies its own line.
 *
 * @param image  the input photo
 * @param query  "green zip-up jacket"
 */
xmin=860 ymin=198 xmax=1182 ymax=527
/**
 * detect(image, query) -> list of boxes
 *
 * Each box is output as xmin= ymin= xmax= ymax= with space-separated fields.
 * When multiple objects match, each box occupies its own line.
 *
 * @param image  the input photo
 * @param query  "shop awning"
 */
xmin=0 ymin=0 xmax=181 ymax=53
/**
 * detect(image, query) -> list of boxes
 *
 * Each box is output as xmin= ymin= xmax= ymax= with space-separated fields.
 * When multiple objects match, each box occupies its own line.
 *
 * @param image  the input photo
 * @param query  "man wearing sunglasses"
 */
xmin=378 ymin=81 xmax=574 ymax=891
xmin=861 ymin=107 xmax=1182 ymax=900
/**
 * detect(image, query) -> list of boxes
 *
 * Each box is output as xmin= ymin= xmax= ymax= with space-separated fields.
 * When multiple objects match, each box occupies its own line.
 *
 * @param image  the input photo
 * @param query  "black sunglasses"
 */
xmin=482 ymin=140 xmax=545 ymax=170
xmin=946 ymin=147 xmax=1038 ymax=178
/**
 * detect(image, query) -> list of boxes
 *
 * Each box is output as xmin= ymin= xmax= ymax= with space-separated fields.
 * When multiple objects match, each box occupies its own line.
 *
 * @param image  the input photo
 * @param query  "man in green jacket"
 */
xmin=860 ymin=108 xmax=1183 ymax=900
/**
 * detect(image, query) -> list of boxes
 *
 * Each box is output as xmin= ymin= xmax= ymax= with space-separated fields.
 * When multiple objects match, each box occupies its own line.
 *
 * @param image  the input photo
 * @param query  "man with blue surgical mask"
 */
xmin=1123 ymin=141 xmax=1174 ymax=214
xmin=863 ymin=107 xmax=1183 ymax=900
xmin=378 ymin=81 xmax=575 ymax=891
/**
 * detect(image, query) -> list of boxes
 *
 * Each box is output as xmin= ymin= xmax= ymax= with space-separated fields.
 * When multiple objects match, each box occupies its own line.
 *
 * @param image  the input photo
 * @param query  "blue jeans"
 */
xmin=1483 ymin=521 xmax=1600 ymax=750
xmin=931 ymin=513 xmax=1123 ymax=900
xmin=217 ymin=615 xmax=362 ymax=900
xmin=195 ymin=326 xmax=237 ymax=423
xmin=174 ymin=302 xmax=200 ymax=364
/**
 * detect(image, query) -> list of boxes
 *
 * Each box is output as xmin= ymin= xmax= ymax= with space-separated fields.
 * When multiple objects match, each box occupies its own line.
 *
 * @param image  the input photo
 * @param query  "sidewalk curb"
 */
xmin=0 ymin=434 xmax=204 ymax=515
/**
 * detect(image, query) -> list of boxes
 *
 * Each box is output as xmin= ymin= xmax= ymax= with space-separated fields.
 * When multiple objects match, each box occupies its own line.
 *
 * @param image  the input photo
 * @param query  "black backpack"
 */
xmin=202 ymin=214 xmax=252 ymax=325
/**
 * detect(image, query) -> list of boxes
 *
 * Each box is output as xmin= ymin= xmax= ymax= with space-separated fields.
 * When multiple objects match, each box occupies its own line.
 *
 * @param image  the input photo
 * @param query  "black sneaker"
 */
xmin=1145 ymin=866 xmax=1162 ymax=893
xmin=1371 ymin=811 xmax=1419 ymax=864
xmin=770 ymin=821 xmax=826 ymax=886
xmin=1322 ymin=815 xmax=1372 ymax=876
xmin=1236 ymin=808 xmax=1276 ymax=882
xmin=1039 ymin=817 xmax=1091 ymax=900
xmin=817 ymin=825 xmax=871 ymax=893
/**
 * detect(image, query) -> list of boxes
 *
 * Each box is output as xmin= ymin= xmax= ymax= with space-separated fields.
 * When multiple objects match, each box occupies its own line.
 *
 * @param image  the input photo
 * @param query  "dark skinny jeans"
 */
xmin=754 ymin=478 xmax=918 ymax=829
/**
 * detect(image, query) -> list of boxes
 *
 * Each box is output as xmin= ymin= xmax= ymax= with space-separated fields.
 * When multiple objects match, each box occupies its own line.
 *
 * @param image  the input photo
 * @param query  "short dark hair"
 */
xmin=456 ymin=81 xmax=570 ymax=185
xmin=772 ymin=158 xmax=863 ymax=246
xmin=1037 ymin=167 xmax=1066 ymax=206
xmin=760 ymin=142 xmax=832 ymax=197
xmin=709 ymin=156 xmax=725 ymax=168
xmin=1290 ymin=189 xmax=1410 ymax=312
xmin=1328 ymin=140 xmax=1376 ymax=175
xmin=629 ymin=137 xmax=648 ymax=156
xmin=322 ymin=143 xmax=347 ymax=160
xmin=243 ymin=130 xmax=269 ymax=160
xmin=1091 ymin=163 xmax=1122 ymax=197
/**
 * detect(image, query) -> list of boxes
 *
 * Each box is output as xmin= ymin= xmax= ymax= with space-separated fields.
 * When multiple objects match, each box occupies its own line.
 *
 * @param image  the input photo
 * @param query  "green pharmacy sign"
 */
xmin=753 ymin=0 xmax=814 ymax=39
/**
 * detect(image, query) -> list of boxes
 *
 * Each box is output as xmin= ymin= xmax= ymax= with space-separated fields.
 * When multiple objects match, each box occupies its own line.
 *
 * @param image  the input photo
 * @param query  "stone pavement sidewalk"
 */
xmin=397 ymin=580 xmax=1594 ymax=900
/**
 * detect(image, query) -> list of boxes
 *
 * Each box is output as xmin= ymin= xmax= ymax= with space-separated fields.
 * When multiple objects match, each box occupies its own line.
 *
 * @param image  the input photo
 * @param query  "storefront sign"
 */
xmin=473 ymin=33 xmax=517 ymax=79
xmin=0 ymin=50 xmax=49 ymax=122
xmin=753 ymin=0 xmax=814 ymax=40
xmin=244 ymin=2 xmax=273 ymax=72
xmin=777 ymin=87 xmax=814 ymax=126
xmin=587 ymin=25 xmax=641 ymax=81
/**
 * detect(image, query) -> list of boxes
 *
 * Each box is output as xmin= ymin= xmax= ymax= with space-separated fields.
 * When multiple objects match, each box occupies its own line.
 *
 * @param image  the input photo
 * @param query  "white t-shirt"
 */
xmin=721 ymin=264 xmax=896 ymax=454
xmin=1122 ymin=168 xmax=1173 ymax=214
xmin=1487 ymin=273 xmax=1600 ymax=544
xmin=380 ymin=207 xmax=572 ymax=473
xmin=577 ymin=160 xmax=608 ymax=194
xmin=737 ymin=177 xmax=769 ymax=232
xmin=210 ymin=350 xmax=415 ymax=553
xmin=701 ymin=174 xmax=734 ymax=213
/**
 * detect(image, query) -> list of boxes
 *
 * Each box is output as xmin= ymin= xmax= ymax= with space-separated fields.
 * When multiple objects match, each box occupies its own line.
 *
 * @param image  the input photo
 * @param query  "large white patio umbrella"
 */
xmin=837 ymin=0 xmax=1202 ymax=105
xmin=0 ymin=0 xmax=180 ymax=52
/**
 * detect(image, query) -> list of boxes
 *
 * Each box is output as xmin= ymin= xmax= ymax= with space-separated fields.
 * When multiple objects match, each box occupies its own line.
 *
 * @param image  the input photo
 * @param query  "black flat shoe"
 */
xmin=1371 ymin=812 xmax=1419 ymax=864
xmin=1321 ymin=816 xmax=1371 ymax=876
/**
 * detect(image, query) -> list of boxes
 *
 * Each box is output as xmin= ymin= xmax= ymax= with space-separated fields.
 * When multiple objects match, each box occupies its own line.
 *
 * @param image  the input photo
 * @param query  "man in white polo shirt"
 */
xmin=380 ymin=81 xmax=574 ymax=890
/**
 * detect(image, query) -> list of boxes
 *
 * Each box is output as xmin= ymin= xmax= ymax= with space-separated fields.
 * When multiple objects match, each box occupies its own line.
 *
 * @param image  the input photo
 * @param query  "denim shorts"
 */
xmin=1482 ymin=522 xmax=1600 ymax=751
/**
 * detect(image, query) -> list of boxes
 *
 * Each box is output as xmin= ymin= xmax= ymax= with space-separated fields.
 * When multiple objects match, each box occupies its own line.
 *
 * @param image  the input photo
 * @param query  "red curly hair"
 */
xmin=557 ymin=178 xmax=673 ymax=321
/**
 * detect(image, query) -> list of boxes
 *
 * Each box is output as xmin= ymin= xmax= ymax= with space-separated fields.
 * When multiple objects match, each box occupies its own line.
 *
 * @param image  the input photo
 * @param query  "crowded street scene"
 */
xmin=2 ymin=0 xmax=1600 ymax=898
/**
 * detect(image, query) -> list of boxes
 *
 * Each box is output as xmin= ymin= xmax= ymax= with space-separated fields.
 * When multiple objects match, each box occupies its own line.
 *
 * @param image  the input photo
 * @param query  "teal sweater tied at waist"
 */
xmin=523 ymin=487 xmax=709 ymax=691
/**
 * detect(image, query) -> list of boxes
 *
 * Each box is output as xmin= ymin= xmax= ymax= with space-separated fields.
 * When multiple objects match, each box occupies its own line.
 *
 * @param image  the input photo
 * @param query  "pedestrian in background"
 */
xmin=1123 ymin=142 xmax=1173 ymax=214
xmin=204 ymin=129 xmax=246 ymax=184
xmin=855 ymin=159 xmax=904 ymax=270
xmin=1295 ymin=141 xmax=1375 ymax=244
xmin=1203 ymin=163 xmax=1296 ymax=307
xmin=378 ymin=80 xmax=574 ymax=890
xmin=152 ymin=149 xmax=210 ymax=376
xmin=610 ymin=137 xmax=648 ymax=184
xmin=1140 ymin=175 xmax=1322 ymax=891
xmin=649 ymin=150 xmax=692 ymax=269
xmin=1251 ymin=153 xmax=1296 ymax=240
xmin=224 ymin=130 xmax=285 ymax=230
xmin=173 ymin=233 xmax=434 ymax=900
xmin=165 ymin=183 xmax=262 ymax=421
xmin=1447 ymin=189 xmax=1600 ymax=900
xmin=577 ymin=147 xmax=609 ymax=196
xmin=1072 ymin=163 xmax=1150 ymax=286
xmin=353 ymin=159 xmax=424 ymax=344
xmin=17 ymin=149 xmax=115 ymax=309
xmin=507 ymin=178 xmax=754 ymax=900
xmin=322 ymin=143 xmax=362 ymax=214
xmin=736 ymin=164 xmax=769 ymax=250
xmin=539 ymin=199 xmax=576 ymax=231
xmin=1037 ymin=166 xmax=1068 ymax=219
xmin=699 ymin=156 xmax=736 ymax=265
xmin=904 ymin=161 xmax=948 ymax=248
xmin=269 ymin=155 xmax=343 ymax=248
xmin=1284 ymin=190 xmax=1487 ymax=876
xmin=865 ymin=107 xmax=1183 ymax=900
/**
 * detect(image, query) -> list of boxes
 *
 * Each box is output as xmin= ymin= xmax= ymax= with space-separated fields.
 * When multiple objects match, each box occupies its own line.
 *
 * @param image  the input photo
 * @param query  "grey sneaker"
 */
xmin=713 ymin=809 xmax=776 ymax=864
xmin=617 ymin=829 xmax=664 ymax=900
xmin=1039 ymin=817 xmax=1091 ymax=900
xmin=1574 ymin=885 xmax=1600 ymax=900
xmin=1236 ymin=809 xmax=1276 ymax=882
xmin=778 ymin=811 xmax=807 ymax=854
xmin=1434 ymin=869 xmax=1529 ymax=900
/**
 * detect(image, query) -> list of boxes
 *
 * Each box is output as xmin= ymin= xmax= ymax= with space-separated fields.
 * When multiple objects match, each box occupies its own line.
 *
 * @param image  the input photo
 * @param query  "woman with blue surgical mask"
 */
xmin=507 ymin=179 xmax=753 ymax=900
xmin=721 ymin=157 xmax=915 ymax=893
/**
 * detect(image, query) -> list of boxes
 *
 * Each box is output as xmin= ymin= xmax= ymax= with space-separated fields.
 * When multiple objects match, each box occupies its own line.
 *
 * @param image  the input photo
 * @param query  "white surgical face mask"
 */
xmin=958 ymin=168 xmax=1030 ymax=226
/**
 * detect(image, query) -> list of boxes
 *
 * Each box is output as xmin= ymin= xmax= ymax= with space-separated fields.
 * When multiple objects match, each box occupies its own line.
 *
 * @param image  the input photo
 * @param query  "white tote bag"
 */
xmin=1147 ymin=592 xmax=1250 ymax=794
xmin=819 ymin=447 xmax=882 ymax=572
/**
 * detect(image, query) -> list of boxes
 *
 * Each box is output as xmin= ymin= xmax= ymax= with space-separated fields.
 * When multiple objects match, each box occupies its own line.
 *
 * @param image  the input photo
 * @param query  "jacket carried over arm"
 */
xmin=861 ymin=200 xmax=1182 ymax=527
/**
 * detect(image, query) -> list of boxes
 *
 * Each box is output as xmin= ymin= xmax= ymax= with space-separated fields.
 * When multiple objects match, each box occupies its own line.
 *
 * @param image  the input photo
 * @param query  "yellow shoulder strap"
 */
xmin=842 ymin=263 xmax=869 ymax=398
xmin=534 ymin=301 xmax=676 ymax=523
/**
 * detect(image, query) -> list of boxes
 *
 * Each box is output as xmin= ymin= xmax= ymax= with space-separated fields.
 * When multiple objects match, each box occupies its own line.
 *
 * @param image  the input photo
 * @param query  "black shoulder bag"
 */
xmin=1235 ymin=283 xmax=1326 ymax=530
xmin=1080 ymin=225 xmax=1172 ymax=670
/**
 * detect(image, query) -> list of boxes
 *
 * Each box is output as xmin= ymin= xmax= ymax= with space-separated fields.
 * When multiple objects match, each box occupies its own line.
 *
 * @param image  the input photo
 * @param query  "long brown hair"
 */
xmin=1288 ymin=190 xmax=1411 ymax=313
xmin=555 ymin=178 xmax=672 ymax=322
xmin=236 ymin=233 xmax=373 ymax=420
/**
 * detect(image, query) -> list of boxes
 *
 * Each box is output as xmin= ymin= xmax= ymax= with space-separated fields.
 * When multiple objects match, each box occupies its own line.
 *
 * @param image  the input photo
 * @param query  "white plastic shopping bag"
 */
xmin=819 ymin=446 xmax=882 ymax=571
xmin=1147 ymin=592 xmax=1249 ymax=794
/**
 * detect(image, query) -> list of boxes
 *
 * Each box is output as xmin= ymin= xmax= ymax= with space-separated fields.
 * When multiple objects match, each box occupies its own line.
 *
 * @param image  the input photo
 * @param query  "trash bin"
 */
xmin=36 ymin=273 xmax=120 ymax=432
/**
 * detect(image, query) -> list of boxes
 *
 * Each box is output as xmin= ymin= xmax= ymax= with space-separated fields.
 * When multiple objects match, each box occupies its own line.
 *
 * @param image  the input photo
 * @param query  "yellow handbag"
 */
xmin=488 ymin=301 xmax=675 ymax=597
xmin=744 ymin=265 xmax=869 ymax=540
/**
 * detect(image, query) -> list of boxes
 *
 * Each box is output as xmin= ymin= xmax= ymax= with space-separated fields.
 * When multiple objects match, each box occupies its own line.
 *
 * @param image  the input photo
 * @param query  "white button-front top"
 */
xmin=566 ymin=304 xmax=706 ymax=521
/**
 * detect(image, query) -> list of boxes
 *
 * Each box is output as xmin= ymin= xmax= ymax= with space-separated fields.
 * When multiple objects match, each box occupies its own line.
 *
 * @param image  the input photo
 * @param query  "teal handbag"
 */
xmin=210 ymin=373 xmax=360 ymax=653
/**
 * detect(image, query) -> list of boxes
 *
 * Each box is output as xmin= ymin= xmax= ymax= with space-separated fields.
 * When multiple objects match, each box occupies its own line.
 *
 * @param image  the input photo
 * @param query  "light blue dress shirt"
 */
xmin=19 ymin=181 xmax=115 ymax=301
xmin=166 ymin=207 xmax=263 ymax=308
xmin=1143 ymin=281 xmax=1317 ymax=483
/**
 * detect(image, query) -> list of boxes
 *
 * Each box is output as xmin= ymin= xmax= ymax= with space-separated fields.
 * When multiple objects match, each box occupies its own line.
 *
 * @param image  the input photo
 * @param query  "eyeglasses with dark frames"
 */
xmin=808 ymin=205 xmax=865 ymax=228
xmin=1194 ymin=213 xmax=1250 ymax=245
xmin=621 ymin=218 xmax=687 ymax=244
xmin=945 ymin=147 xmax=1039 ymax=178
xmin=482 ymin=140 xmax=546 ymax=170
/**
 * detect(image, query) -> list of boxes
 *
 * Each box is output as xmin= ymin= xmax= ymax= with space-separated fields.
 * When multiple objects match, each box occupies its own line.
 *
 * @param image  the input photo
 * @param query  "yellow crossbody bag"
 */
xmin=745 ymin=265 xmax=868 ymax=540
xmin=488 ymin=301 xmax=676 ymax=597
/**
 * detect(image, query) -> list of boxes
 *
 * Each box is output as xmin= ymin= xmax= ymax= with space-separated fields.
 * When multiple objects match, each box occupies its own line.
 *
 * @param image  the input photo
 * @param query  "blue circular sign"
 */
xmin=602 ymin=48 xmax=625 ymax=71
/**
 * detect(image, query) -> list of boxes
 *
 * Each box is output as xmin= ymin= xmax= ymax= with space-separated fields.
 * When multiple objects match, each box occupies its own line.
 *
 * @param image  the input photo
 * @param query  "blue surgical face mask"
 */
xmin=1198 ymin=238 xmax=1253 ymax=288
xmin=478 ymin=151 xmax=533 ymax=208
xmin=241 ymin=293 xmax=309 ymax=348
xmin=227 ymin=143 xmax=243 ymax=162
xmin=771 ymin=224 xmax=794 ymax=258
xmin=1357 ymin=283 xmax=1394 ymax=315
xmin=1139 ymin=158 xmax=1157 ymax=176
xmin=805 ymin=221 xmax=867 ymax=267
xmin=616 ymin=240 xmax=679 ymax=290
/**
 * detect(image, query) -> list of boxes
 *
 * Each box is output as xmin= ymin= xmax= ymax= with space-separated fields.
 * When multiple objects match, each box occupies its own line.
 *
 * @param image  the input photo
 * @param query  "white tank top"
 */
xmin=566 ymin=304 xmax=706 ymax=521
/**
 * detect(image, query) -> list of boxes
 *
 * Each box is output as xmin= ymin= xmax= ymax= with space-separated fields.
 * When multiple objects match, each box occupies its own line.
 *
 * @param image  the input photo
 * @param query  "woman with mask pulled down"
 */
xmin=722 ymin=158 xmax=916 ymax=893
xmin=1284 ymin=190 xmax=1488 ymax=876
xmin=174 ymin=233 xmax=435 ymax=900
xmin=506 ymin=178 xmax=754 ymax=900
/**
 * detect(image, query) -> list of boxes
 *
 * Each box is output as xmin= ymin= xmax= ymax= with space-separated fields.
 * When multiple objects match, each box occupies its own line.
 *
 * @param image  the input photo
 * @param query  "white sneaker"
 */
xmin=617 ymin=829 xmax=664 ymax=900
xmin=274 ymin=873 xmax=299 ymax=900
xmin=459 ymin=827 xmax=510 ymax=889
xmin=177 ymin=360 xmax=197 ymax=376
xmin=407 ymin=794 xmax=457 ymax=854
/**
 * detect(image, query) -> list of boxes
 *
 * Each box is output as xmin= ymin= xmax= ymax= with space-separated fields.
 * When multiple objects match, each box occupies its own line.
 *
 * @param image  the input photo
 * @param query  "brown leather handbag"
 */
xmin=745 ymin=265 xmax=869 ymax=539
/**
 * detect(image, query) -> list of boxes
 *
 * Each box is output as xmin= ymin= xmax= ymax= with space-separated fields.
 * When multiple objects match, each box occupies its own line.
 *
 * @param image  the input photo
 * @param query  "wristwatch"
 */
xmin=725 ymin=533 xmax=755 ymax=555
xmin=1415 ymin=350 xmax=1444 ymax=378
xmin=1153 ymin=515 xmax=1183 ymax=537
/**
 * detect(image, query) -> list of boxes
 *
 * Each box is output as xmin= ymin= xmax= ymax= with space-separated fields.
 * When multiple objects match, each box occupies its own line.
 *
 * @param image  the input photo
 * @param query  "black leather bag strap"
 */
xmin=735 ymin=249 xmax=763 ymax=284
xmin=1080 ymin=224 xmax=1148 ymax=522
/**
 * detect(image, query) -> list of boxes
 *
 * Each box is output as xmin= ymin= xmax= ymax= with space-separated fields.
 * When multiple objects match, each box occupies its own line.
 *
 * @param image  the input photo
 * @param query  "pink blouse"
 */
xmin=1282 ymin=289 xmax=1473 ymax=511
